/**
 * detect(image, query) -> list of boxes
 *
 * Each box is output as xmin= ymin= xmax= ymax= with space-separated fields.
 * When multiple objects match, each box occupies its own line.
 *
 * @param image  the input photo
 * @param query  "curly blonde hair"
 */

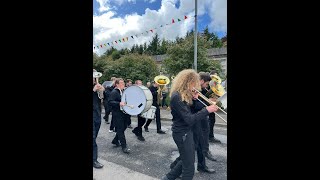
xmin=169 ymin=69 xmax=200 ymax=105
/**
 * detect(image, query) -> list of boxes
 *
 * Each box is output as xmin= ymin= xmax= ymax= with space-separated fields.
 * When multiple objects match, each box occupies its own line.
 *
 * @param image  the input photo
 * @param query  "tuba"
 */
xmin=154 ymin=75 xmax=170 ymax=105
xmin=93 ymin=71 xmax=104 ymax=99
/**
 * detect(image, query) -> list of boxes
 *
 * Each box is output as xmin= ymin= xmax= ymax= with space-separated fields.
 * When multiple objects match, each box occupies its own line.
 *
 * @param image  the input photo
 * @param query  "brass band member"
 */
xmin=108 ymin=78 xmax=130 ymax=153
xmin=131 ymin=80 xmax=146 ymax=141
xmin=161 ymin=69 xmax=218 ymax=180
xmin=93 ymin=69 xmax=105 ymax=168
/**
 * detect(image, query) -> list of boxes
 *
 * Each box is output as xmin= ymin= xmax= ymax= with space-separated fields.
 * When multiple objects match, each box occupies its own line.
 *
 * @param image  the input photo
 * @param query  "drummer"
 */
xmin=131 ymin=80 xmax=147 ymax=141
xmin=108 ymin=78 xmax=131 ymax=154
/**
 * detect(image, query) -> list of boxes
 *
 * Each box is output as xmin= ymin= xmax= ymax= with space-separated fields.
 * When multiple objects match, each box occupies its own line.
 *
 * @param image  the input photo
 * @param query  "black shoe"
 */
xmin=157 ymin=130 xmax=166 ymax=134
xmin=137 ymin=136 xmax=145 ymax=141
xmin=122 ymin=147 xmax=130 ymax=154
xmin=144 ymin=127 xmax=149 ymax=132
xmin=93 ymin=161 xmax=103 ymax=169
xmin=197 ymin=166 xmax=216 ymax=174
xmin=209 ymin=137 xmax=221 ymax=143
xmin=111 ymin=140 xmax=120 ymax=147
xmin=205 ymin=152 xmax=217 ymax=161
xmin=132 ymin=129 xmax=138 ymax=136
xmin=128 ymin=125 xmax=133 ymax=129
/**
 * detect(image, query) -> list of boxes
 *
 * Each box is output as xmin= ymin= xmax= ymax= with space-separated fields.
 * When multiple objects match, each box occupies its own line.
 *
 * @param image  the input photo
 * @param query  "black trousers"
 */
xmin=166 ymin=131 xmax=195 ymax=180
xmin=145 ymin=104 xmax=161 ymax=130
xmin=112 ymin=116 xmax=128 ymax=148
xmin=127 ymin=115 xmax=132 ymax=126
xmin=93 ymin=111 xmax=101 ymax=162
xmin=110 ymin=115 xmax=115 ymax=131
xmin=193 ymin=120 xmax=207 ymax=168
xmin=133 ymin=115 xmax=146 ymax=137
xmin=103 ymin=101 xmax=111 ymax=122
xmin=209 ymin=113 xmax=216 ymax=139
xmin=201 ymin=117 xmax=210 ymax=155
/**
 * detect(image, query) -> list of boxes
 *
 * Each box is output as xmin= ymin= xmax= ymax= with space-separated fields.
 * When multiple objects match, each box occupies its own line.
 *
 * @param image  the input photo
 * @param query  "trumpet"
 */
xmin=192 ymin=87 xmax=227 ymax=123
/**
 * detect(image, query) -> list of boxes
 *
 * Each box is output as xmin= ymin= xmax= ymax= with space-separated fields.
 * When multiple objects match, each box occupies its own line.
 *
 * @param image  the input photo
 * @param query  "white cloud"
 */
xmin=207 ymin=0 xmax=227 ymax=32
xmin=93 ymin=0 xmax=227 ymax=55
xmin=97 ymin=0 xmax=111 ymax=13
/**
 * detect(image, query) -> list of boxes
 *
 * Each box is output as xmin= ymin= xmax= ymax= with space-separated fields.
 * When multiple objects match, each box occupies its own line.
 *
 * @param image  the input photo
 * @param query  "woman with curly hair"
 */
xmin=161 ymin=69 xmax=218 ymax=180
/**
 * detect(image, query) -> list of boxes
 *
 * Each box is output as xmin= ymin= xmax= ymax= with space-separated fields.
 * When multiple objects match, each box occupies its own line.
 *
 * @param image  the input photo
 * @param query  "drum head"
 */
xmin=121 ymin=85 xmax=151 ymax=115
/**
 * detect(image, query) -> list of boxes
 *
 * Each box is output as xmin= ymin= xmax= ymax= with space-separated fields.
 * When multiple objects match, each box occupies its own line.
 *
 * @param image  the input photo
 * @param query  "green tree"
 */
xmin=163 ymin=34 xmax=216 ymax=75
xmin=102 ymin=54 xmax=159 ymax=83
xmin=111 ymin=50 xmax=121 ymax=60
xmin=159 ymin=38 xmax=168 ymax=55
xmin=93 ymin=53 xmax=108 ymax=79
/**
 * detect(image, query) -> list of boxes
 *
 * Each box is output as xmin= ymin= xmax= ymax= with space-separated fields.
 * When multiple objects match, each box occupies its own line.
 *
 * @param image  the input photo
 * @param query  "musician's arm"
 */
xmin=171 ymin=94 xmax=209 ymax=126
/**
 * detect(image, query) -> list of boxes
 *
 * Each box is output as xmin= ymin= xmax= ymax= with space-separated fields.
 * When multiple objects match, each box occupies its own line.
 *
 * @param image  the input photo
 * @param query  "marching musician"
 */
xmin=131 ymin=80 xmax=147 ymax=141
xmin=93 ymin=69 xmax=105 ymax=169
xmin=108 ymin=78 xmax=130 ymax=154
xmin=144 ymin=81 xmax=166 ymax=134
xmin=208 ymin=70 xmax=222 ymax=143
xmin=161 ymin=69 xmax=218 ymax=180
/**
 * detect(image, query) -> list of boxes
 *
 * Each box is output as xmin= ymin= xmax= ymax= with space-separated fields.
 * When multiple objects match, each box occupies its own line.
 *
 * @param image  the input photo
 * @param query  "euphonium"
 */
xmin=154 ymin=75 xmax=170 ymax=105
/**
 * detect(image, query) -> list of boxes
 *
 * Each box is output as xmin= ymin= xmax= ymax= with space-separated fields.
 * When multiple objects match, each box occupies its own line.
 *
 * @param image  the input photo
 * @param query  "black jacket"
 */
xmin=108 ymin=88 xmax=126 ymax=123
xmin=170 ymin=91 xmax=209 ymax=134
xmin=93 ymin=89 xmax=101 ymax=122
xmin=149 ymin=86 xmax=158 ymax=106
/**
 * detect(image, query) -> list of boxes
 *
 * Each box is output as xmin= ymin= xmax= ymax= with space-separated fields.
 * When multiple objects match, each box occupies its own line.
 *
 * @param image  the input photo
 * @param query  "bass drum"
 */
xmin=121 ymin=85 xmax=153 ymax=115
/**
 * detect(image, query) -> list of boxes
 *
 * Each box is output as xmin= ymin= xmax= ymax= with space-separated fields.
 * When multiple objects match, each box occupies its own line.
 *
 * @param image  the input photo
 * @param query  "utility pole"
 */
xmin=194 ymin=0 xmax=198 ymax=72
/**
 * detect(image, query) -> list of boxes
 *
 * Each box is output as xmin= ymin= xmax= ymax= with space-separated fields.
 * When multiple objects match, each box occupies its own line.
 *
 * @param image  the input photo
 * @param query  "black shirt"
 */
xmin=170 ymin=91 xmax=209 ymax=134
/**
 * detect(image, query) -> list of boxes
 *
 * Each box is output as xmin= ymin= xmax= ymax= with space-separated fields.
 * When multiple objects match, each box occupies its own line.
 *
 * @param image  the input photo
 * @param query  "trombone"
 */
xmin=192 ymin=87 xmax=227 ymax=124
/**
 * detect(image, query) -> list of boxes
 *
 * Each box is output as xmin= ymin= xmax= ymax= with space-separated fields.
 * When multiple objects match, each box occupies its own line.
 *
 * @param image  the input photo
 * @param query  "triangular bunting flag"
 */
xmin=115 ymin=41 xmax=117 ymax=44
xmin=131 ymin=36 xmax=134 ymax=39
xmin=94 ymin=47 xmax=95 ymax=49
xmin=107 ymin=43 xmax=110 ymax=46
xmin=172 ymin=19 xmax=175 ymax=23
xmin=178 ymin=18 xmax=181 ymax=22
xmin=126 ymin=37 xmax=128 ymax=41
xmin=119 ymin=39 xmax=121 ymax=42
xmin=122 ymin=38 xmax=125 ymax=42
xmin=184 ymin=15 xmax=187 ymax=19
xmin=160 ymin=25 xmax=163 ymax=27
xmin=100 ymin=45 xmax=102 ymax=48
xmin=150 ymin=29 xmax=153 ymax=33
xmin=104 ymin=44 xmax=106 ymax=46
xmin=97 ymin=46 xmax=99 ymax=49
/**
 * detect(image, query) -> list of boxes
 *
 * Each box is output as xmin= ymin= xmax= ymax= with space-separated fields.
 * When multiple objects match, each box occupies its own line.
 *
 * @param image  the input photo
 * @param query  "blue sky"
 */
xmin=93 ymin=0 xmax=226 ymax=54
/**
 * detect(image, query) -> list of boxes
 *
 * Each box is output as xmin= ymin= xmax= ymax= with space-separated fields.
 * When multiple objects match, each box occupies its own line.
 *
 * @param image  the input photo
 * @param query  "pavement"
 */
xmin=94 ymin=108 xmax=227 ymax=180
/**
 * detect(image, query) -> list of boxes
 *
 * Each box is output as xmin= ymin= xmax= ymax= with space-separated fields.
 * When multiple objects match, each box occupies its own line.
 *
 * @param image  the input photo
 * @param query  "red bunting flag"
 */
xmin=115 ymin=41 xmax=117 ymax=44
xmin=172 ymin=19 xmax=175 ymax=23
xmin=184 ymin=15 xmax=187 ymax=19
xmin=150 ymin=29 xmax=153 ymax=33
xmin=122 ymin=38 xmax=125 ymax=42
xmin=100 ymin=45 xmax=102 ymax=48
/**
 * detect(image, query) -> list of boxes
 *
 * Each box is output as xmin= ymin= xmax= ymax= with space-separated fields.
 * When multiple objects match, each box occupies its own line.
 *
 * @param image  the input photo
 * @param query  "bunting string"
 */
xmin=93 ymin=15 xmax=194 ymax=50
